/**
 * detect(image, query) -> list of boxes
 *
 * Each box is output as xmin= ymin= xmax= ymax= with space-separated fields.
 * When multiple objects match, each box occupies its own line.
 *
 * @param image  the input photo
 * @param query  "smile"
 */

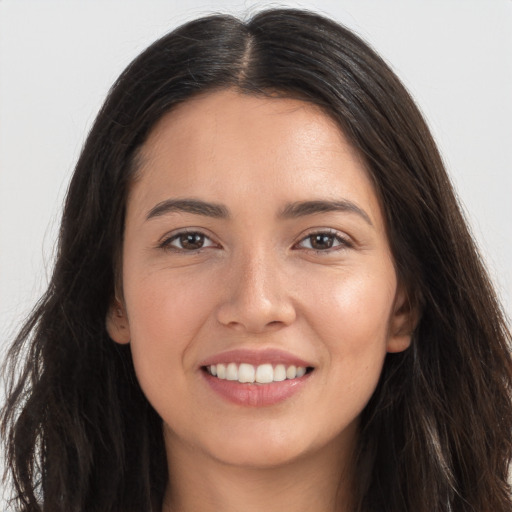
xmin=205 ymin=363 xmax=309 ymax=384
xmin=200 ymin=349 xmax=315 ymax=406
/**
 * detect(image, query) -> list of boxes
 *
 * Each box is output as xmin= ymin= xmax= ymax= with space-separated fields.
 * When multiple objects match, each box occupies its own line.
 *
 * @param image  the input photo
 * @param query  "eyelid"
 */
xmin=293 ymin=228 xmax=353 ymax=251
xmin=158 ymin=228 xmax=219 ymax=251
xmin=156 ymin=227 xmax=353 ymax=253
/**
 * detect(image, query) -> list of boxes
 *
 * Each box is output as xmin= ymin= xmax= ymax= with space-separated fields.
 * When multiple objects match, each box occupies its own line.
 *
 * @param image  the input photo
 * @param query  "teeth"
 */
xmin=273 ymin=364 xmax=286 ymax=382
xmin=255 ymin=363 xmax=273 ymax=383
xmin=238 ymin=363 xmax=255 ymax=383
xmin=207 ymin=363 xmax=309 ymax=384
xmin=286 ymin=365 xmax=297 ymax=379
xmin=226 ymin=363 xmax=238 ymax=380
xmin=296 ymin=366 xmax=306 ymax=377
xmin=217 ymin=364 xmax=226 ymax=379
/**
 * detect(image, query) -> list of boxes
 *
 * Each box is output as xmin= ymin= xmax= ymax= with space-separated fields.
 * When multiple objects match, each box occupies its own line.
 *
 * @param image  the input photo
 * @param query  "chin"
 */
xmin=196 ymin=420 xmax=338 ymax=470
xmin=210 ymin=439 xmax=307 ymax=469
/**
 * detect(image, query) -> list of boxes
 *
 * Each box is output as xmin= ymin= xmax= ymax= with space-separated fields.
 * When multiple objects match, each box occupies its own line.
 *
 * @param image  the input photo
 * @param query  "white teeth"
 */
xmin=217 ymin=363 xmax=226 ymax=379
xmin=238 ymin=363 xmax=255 ymax=383
xmin=206 ymin=363 xmax=310 ymax=384
xmin=226 ymin=363 xmax=238 ymax=380
xmin=296 ymin=366 xmax=306 ymax=377
xmin=273 ymin=364 xmax=286 ymax=382
xmin=286 ymin=365 xmax=297 ymax=379
xmin=255 ymin=363 xmax=274 ymax=383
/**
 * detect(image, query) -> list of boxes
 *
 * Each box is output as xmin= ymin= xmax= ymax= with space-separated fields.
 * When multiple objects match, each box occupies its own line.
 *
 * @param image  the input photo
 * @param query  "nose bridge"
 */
xmin=216 ymin=243 xmax=295 ymax=332
xmin=240 ymin=245 xmax=275 ymax=298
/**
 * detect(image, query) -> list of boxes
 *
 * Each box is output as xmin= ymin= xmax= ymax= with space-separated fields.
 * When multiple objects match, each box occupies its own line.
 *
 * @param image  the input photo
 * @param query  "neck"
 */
xmin=161 ymin=429 xmax=356 ymax=512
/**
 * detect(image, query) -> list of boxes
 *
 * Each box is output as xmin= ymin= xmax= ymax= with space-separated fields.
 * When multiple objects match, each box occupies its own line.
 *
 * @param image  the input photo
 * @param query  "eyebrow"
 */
xmin=279 ymin=200 xmax=373 ymax=226
xmin=145 ymin=197 xmax=373 ymax=226
xmin=146 ymin=199 xmax=229 ymax=220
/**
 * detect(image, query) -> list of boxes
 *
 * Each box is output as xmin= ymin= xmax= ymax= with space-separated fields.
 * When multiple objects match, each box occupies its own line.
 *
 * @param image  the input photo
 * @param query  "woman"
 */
xmin=1 ymin=8 xmax=511 ymax=512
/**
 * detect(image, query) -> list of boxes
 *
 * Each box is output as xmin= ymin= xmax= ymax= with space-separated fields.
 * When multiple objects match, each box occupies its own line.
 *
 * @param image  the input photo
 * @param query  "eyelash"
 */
xmin=159 ymin=230 xmax=217 ymax=252
xmin=294 ymin=229 xmax=353 ymax=252
xmin=159 ymin=229 xmax=352 ymax=253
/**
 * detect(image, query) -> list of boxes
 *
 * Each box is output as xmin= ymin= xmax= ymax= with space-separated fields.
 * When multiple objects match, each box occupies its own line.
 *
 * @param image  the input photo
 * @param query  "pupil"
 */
xmin=181 ymin=233 xmax=204 ymax=249
xmin=311 ymin=234 xmax=333 ymax=249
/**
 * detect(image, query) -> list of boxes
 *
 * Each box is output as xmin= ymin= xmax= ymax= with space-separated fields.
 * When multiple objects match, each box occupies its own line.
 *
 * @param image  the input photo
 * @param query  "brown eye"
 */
xmin=179 ymin=233 xmax=205 ymax=250
xmin=297 ymin=231 xmax=349 ymax=251
xmin=164 ymin=231 xmax=216 ymax=251
xmin=309 ymin=234 xmax=335 ymax=250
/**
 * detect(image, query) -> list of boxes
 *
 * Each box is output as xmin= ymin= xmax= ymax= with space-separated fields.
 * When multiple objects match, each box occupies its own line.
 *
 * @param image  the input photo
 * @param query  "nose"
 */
xmin=215 ymin=249 xmax=296 ymax=333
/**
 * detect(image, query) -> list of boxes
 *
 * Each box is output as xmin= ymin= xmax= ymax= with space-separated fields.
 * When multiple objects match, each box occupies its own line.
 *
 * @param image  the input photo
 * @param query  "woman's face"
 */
xmin=108 ymin=89 xmax=412 ymax=469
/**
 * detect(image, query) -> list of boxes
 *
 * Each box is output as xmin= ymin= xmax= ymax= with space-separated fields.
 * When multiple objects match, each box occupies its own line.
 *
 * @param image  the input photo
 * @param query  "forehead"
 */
xmin=139 ymin=88 xmax=359 ymax=170
xmin=130 ymin=88 xmax=383 ymax=228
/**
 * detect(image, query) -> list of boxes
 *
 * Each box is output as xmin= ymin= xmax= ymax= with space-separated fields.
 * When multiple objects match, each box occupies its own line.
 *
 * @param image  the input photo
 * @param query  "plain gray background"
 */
xmin=0 ymin=4 xmax=511 ymax=499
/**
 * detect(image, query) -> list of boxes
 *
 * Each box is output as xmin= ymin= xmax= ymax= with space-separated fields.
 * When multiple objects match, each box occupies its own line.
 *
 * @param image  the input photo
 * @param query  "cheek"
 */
xmin=122 ymin=266 xmax=220 ymax=390
xmin=298 ymin=265 xmax=396 ymax=398
xmin=125 ymin=260 xmax=219 ymax=332
xmin=302 ymin=263 xmax=396 ymax=341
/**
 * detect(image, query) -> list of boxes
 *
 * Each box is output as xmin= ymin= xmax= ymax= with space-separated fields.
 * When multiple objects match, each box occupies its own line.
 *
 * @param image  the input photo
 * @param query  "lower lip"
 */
xmin=202 ymin=370 xmax=311 ymax=407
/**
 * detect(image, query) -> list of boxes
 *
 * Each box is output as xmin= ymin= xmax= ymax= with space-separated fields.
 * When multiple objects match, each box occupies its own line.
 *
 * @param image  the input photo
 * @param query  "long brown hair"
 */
xmin=2 ymin=8 xmax=511 ymax=512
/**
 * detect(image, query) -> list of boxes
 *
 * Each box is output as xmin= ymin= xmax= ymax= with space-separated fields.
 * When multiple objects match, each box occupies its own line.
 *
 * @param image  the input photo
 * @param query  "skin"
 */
xmin=107 ymin=89 xmax=414 ymax=512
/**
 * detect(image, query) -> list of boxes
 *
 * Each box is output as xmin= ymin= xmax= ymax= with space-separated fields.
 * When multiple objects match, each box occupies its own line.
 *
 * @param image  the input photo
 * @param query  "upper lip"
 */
xmin=199 ymin=348 xmax=314 ymax=368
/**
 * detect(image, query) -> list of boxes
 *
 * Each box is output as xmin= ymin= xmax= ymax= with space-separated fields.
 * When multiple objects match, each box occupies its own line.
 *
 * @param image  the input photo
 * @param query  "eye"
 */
xmin=296 ymin=231 xmax=351 ymax=251
xmin=161 ymin=231 xmax=217 ymax=251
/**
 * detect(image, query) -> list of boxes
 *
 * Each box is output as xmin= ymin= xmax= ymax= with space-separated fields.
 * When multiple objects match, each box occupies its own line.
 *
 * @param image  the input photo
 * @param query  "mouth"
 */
xmin=202 ymin=363 xmax=314 ymax=384
xmin=199 ymin=348 xmax=315 ymax=406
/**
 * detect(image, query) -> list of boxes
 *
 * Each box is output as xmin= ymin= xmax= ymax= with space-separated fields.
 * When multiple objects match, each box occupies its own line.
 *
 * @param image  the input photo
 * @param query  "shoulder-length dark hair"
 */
xmin=2 ymin=8 xmax=511 ymax=512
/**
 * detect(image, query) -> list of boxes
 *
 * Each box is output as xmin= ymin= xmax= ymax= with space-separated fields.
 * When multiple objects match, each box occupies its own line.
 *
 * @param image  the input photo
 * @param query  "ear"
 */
xmin=106 ymin=299 xmax=131 ymax=344
xmin=386 ymin=286 xmax=418 ymax=353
